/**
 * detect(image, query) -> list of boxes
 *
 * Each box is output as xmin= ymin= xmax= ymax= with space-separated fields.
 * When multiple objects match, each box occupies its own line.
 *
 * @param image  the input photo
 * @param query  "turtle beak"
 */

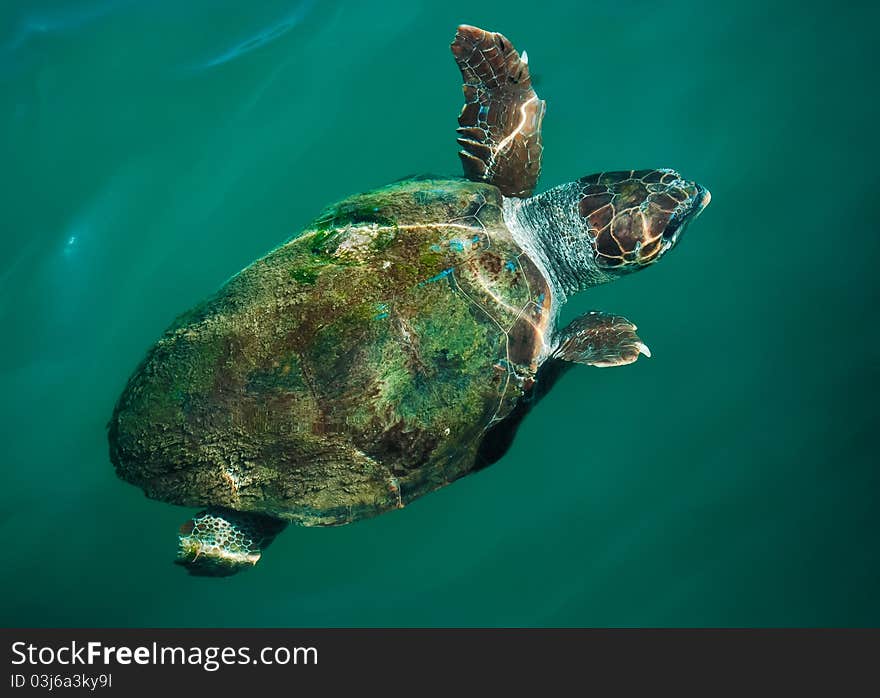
xmin=660 ymin=182 xmax=709 ymax=249
xmin=693 ymin=184 xmax=711 ymax=217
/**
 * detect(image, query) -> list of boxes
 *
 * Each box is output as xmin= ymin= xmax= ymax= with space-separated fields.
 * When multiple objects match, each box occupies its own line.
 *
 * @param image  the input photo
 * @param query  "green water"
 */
xmin=2 ymin=0 xmax=878 ymax=627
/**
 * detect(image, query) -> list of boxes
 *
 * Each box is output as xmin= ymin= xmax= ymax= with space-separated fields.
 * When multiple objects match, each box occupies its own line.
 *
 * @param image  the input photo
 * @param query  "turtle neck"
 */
xmin=502 ymin=182 xmax=613 ymax=312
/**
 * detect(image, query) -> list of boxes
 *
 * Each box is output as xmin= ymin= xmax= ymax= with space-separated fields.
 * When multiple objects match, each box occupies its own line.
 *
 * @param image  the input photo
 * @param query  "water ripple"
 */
xmin=185 ymin=0 xmax=314 ymax=73
xmin=1 ymin=0 xmax=136 ymax=54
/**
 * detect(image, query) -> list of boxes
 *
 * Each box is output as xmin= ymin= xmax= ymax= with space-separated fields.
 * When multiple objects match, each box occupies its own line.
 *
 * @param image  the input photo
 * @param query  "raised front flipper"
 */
xmin=552 ymin=311 xmax=651 ymax=367
xmin=451 ymin=25 xmax=546 ymax=198
xmin=176 ymin=507 xmax=288 ymax=576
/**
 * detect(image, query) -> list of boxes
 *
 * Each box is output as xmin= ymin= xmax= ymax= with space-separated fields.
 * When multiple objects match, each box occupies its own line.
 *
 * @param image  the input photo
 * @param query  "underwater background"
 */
xmin=2 ymin=0 xmax=878 ymax=627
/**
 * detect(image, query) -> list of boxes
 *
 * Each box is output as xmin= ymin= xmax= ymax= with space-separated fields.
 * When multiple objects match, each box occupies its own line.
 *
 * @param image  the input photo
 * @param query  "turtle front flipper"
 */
xmin=451 ymin=25 xmax=546 ymax=198
xmin=552 ymin=311 xmax=651 ymax=367
xmin=176 ymin=508 xmax=288 ymax=577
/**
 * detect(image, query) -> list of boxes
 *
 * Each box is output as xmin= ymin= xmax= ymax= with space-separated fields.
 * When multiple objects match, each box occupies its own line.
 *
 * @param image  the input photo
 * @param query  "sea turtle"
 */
xmin=109 ymin=25 xmax=710 ymax=576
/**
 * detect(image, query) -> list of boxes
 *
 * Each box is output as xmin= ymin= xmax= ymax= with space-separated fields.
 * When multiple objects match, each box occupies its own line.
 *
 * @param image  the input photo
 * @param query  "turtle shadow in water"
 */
xmin=475 ymin=359 xmax=571 ymax=470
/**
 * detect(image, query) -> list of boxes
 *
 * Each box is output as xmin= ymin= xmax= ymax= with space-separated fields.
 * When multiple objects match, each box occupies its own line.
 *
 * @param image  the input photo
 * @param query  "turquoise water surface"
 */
xmin=2 ymin=0 xmax=879 ymax=627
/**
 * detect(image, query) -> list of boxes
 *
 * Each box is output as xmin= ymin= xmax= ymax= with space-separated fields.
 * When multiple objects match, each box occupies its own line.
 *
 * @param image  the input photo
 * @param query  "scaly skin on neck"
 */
xmin=502 ymin=182 xmax=613 ymax=313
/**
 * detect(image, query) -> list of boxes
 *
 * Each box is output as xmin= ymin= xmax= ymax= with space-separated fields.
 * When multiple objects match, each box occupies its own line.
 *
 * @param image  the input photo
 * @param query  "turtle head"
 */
xmin=577 ymin=169 xmax=710 ymax=273
xmin=503 ymin=167 xmax=710 ymax=298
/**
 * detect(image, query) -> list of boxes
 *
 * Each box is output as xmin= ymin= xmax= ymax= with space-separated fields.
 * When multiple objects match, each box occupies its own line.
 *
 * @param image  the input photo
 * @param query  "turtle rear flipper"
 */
xmin=451 ymin=25 xmax=546 ymax=198
xmin=176 ymin=508 xmax=288 ymax=577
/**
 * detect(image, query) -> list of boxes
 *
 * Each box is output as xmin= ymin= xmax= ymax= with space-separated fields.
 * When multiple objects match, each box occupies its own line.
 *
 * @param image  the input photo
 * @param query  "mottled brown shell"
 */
xmin=109 ymin=179 xmax=552 ymax=526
